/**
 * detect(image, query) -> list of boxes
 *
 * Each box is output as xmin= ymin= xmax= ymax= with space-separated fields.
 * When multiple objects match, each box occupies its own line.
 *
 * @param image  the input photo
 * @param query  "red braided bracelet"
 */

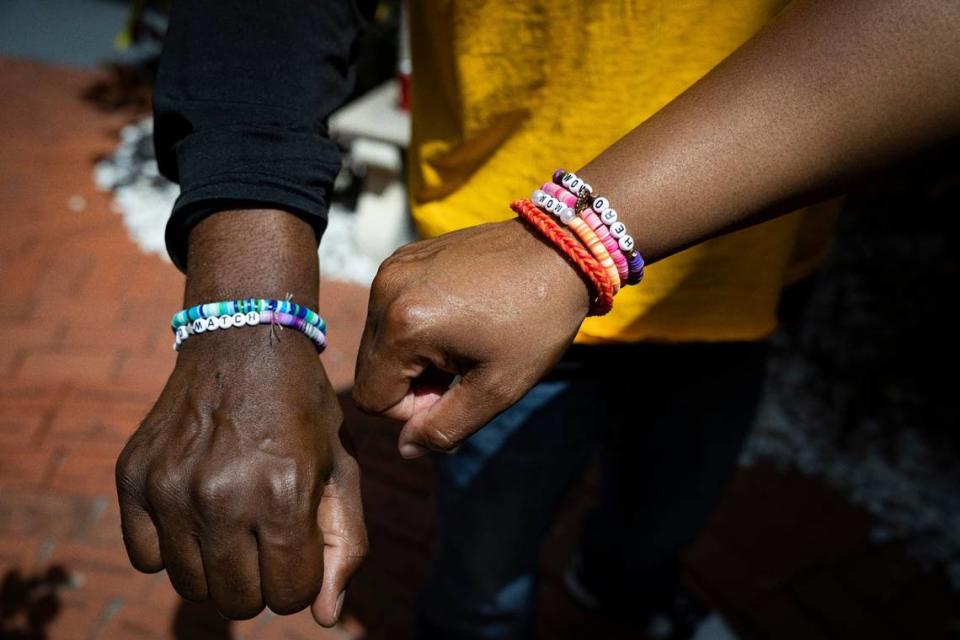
xmin=511 ymin=199 xmax=615 ymax=316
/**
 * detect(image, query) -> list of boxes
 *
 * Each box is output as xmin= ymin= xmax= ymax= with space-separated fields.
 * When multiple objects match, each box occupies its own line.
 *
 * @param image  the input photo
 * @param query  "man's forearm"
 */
xmin=156 ymin=0 xmax=371 ymax=271
xmin=580 ymin=0 xmax=960 ymax=263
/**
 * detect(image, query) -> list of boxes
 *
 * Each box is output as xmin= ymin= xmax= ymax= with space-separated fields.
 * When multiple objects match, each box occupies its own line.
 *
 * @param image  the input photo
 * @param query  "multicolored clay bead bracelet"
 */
xmin=539 ymin=182 xmax=630 ymax=285
xmin=171 ymin=298 xmax=326 ymax=333
xmin=531 ymin=189 xmax=621 ymax=293
xmin=552 ymin=169 xmax=645 ymax=285
xmin=173 ymin=309 xmax=328 ymax=353
xmin=511 ymin=198 xmax=615 ymax=315
xmin=549 ymin=177 xmax=642 ymax=283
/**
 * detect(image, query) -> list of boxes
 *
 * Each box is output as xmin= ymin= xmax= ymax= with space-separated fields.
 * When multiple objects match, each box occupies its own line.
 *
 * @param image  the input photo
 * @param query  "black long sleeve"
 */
xmin=154 ymin=1 xmax=370 ymax=271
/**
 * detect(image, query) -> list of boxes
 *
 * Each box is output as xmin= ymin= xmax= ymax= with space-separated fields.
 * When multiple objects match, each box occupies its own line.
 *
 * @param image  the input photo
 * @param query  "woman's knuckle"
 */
xmin=385 ymin=299 xmax=425 ymax=334
xmin=424 ymin=427 xmax=459 ymax=452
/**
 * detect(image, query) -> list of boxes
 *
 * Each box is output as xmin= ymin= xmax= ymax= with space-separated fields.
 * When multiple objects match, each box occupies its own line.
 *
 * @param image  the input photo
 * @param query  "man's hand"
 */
xmin=115 ymin=210 xmax=367 ymax=625
xmin=353 ymin=219 xmax=591 ymax=458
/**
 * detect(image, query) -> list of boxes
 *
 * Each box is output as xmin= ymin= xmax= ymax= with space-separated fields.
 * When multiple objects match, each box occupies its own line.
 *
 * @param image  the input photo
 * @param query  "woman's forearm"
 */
xmin=579 ymin=0 xmax=960 ymax=263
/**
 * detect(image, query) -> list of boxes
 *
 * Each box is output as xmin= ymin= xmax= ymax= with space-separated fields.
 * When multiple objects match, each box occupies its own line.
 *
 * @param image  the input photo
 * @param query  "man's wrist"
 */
xmin=183 ymin=209 xmax=320 ymax=309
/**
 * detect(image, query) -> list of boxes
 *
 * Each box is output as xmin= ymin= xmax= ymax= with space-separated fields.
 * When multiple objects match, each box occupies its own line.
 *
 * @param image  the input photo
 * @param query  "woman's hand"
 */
xmin=353 ymin=218 xmax=591 ymax=458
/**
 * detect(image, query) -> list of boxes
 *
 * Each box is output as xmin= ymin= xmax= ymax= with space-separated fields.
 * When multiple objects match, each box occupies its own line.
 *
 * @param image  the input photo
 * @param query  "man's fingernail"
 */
xmin=335 ymin=591 xmax=346 ymax=620
xmin=399 ymin=443 xmax=427 ymax=459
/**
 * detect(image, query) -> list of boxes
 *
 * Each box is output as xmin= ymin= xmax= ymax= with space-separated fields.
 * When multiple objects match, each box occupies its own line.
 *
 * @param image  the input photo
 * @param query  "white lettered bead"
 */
xmin=581 ymin=182 xmax=593 ymax=195
xmin=559 ymin=207 xmax=576 ymax=224
xmin=193 ymin=318 xmax=207 ymax=333
xmin=246 ymin=310 xmax=260 ymax=325
xmin=551 ymin=199 xmax=566 ymax=215
xmin=206 ymin=317 xmax=219 ymax=331
xmin=561 ymin=172 xmax=576 ymax=187
xmin=610 ymin=222 xmax=627 ymax=238
xmin=601 ymin=208 xmax=618 ymax=225
xmin=618 ymin=235 xmax=635 ymax=252
xmin=232 ymin=312 xmax=246 ymax=327
xmin=543 ymin=196 xmax=558 ymax=211
xmin=176 ymin=325 xmax=188 ymax=340
xmin=568 ymin=177 xmax=582 ymax=193
xmin=591 ymin=197 xmax=609 ymax=214
xmin=217 ymin=315 xmax=234 ymax=329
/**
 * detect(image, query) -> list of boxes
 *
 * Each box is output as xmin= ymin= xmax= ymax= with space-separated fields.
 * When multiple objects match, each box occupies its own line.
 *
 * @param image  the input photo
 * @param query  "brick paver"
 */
xmin=1 ymin=57 xmax=958 ymax=640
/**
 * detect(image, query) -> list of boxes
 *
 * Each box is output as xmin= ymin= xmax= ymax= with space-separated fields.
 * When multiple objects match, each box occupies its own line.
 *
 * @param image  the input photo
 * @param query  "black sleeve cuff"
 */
xmin=161 ymin=122 xmax=340 ymax=271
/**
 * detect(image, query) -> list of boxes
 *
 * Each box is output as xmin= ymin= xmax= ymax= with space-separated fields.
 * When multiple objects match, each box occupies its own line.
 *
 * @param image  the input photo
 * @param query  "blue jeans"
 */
xmin=417 ymin=342 xmax=768 ymax=640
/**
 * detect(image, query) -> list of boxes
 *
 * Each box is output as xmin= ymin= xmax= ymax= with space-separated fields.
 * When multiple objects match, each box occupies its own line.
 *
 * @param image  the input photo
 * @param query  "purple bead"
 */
xmin=627 ymin=252 xmax=645 ymax=285
xmin=553 ymin=168 xmax=566 ymax=185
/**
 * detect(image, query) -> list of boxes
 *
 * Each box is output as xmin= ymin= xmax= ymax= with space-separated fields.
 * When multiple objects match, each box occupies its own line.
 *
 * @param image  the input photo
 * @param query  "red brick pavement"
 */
xmin=1 ymin=57 xmax=958 ymax=640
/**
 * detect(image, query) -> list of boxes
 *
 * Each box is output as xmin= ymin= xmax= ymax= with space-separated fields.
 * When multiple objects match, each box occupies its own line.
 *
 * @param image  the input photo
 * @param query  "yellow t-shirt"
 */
xmin=406 ymin=0 xmax=834 ymax=344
